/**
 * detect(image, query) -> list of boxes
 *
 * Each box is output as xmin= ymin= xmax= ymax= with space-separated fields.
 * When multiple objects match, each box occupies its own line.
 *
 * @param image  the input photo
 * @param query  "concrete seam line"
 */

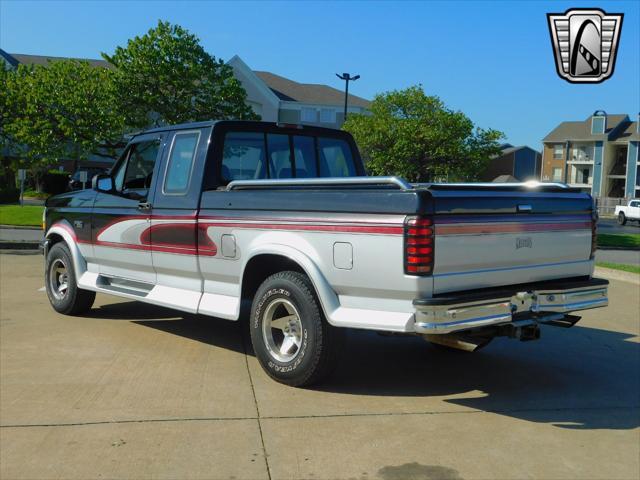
xmin=2 ymin=404 xmax=638 ymax=429
xmin=240 ymin=323 xmax=272 ymax=480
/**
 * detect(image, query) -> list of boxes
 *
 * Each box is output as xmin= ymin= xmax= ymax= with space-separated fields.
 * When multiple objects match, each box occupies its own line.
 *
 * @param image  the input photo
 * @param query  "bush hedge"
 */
xmin=0 ymin=187 xmax=20 ymax=204
xmin=42 ymin=170 xmax=70 ymax=195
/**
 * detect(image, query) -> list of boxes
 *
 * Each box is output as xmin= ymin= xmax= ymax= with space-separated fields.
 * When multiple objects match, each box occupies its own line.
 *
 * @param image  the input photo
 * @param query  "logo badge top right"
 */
xmin=547 ymin=8 xmax=623 ymax=83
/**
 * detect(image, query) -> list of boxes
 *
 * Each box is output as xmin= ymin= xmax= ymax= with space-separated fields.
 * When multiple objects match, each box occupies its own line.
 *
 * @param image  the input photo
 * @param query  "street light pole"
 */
xmin=336 ymin=72 xmax=360 ymax=121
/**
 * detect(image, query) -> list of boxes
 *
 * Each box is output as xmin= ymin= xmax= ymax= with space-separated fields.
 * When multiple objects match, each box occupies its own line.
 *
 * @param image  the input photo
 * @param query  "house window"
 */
xmin=319 ymin=108 xmax=336 ymax=124
xmin=553 ymin=144 xmax=564 ymax=160
xmin=301 ymin=107 xmax=316 ymax=123
xmin=552 ymin=167 xmax=563 ymax=182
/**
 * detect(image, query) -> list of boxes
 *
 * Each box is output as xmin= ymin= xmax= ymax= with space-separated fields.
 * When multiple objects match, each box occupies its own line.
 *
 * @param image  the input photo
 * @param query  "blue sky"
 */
xmin=1 ymin=0 xmax=638 ymax=149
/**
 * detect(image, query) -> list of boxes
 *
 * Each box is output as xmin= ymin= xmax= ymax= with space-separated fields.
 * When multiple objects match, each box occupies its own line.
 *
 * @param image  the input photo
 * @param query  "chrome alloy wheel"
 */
xmin=262 ymin=298 xmax=303 ymax=362
xmin=49 ymin=258 xmax=69 ymax=300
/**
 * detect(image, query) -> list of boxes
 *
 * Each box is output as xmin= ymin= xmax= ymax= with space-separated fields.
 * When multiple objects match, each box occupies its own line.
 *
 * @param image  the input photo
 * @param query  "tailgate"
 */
xmin=427 ymin=186 xmax=595 ymax=294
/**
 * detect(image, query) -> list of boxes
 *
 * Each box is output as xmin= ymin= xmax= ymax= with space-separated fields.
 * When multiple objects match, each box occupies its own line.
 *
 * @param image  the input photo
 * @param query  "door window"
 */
xmin=117 ymin=140 xmax=161 ymax=191
xmin=164 ymin=131 xmax=200 ymax=194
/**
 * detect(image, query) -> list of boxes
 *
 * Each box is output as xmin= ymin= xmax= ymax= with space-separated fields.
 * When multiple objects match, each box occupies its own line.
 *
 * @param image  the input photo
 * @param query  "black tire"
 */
xmin=45 ymin=242 xmax=95 ymax=315
xmin=618 ymin=212 xmax=627 ymax=225
xmin=249 ymin=271 xmax=343 ymax=387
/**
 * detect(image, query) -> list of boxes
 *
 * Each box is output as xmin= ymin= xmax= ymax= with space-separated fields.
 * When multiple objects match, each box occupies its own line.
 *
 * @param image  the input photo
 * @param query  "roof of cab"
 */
xmin=135 ymin=120 xmax=347 ymax=137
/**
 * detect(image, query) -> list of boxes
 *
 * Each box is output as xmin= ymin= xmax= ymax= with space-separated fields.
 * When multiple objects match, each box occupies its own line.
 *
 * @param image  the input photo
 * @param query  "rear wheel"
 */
xmin=618 ymin=212 xmax=627 ymax=225
xmin=45 ymin=242 xmax=95 ymax=315
xmin=249 ymin=271 xmax=343 ymax=387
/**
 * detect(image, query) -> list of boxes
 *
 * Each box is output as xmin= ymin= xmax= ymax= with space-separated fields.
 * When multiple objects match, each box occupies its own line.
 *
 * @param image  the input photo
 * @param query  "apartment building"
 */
xmin=541 ymin=111 xmax=639 ymax=199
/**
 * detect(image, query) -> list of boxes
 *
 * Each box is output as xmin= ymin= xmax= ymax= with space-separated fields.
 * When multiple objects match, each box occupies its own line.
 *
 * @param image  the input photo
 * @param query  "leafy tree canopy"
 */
xmin=102 ymin=20 xmax=258 ymax=129
xmin=343 ymin=85 xmax=504 ymax=182
xmin=2 ymin=60 xmax=125 ymax=175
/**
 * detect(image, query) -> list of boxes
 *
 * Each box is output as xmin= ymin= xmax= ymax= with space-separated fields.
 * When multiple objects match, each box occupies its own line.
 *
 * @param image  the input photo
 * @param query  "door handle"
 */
xmin=517 ymin=204 xmax=532 ymax=213
xmin=138 ymin=202 xmax=152 ymax=211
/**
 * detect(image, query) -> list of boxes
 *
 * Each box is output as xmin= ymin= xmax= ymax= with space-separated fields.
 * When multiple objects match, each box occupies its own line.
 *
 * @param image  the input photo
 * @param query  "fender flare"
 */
xmin=241 ymin=243 xmax=340 ymax=323
xmin=45 ymin=222 xmax=88 ymax=282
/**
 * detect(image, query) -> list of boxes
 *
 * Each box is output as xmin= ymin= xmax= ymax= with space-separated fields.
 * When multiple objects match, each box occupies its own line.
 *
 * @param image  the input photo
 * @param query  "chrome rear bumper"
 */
xmin=414 ymin=277 xmax=608 ymax=334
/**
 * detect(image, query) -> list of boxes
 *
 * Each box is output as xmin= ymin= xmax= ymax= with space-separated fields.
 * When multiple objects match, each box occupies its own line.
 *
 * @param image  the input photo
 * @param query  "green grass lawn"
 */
xmin=597 ymin=233 xmax=640 ymax=249
xmin=596 ymin=262 xmax=640 ymax=275
xmin=0 ymin=205 xmax=45 ymax=227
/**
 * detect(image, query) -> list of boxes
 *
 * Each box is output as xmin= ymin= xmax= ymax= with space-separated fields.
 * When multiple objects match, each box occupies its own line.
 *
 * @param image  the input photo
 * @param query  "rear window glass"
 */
xmin=222 ymin=132 xmax=267 ymax=181
xmin=318 ymin=138 xmax=356 ymax=177
xmin=164 ymin=131 xmax=199 ymax=194
xmin=267 ymin=134 xmax=292 ymax=179
xmin=220 ymin=131 xmax=357 ymax=182
xmin=292 ymin=136 xmax=318 ymax=178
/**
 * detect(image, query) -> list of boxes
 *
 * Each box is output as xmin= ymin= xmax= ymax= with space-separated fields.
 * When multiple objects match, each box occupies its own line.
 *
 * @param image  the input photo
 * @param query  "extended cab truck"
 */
xmin=43 ymin=120 xmax=609 ymax=386
xmin=615 ymin=199 xmax=640 ymax=225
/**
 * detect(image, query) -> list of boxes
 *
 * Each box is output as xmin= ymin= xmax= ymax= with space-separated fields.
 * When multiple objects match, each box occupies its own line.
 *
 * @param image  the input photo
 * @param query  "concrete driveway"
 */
xmin=1 ymin=253 xmax=638 ymax=480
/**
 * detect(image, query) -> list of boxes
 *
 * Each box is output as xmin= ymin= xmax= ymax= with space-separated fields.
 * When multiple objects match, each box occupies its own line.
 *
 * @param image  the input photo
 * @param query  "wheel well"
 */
xmin=47 ymin=233 xmax=65 ymax=247
xmin=241 ymin=254 xmax=306 ymax=306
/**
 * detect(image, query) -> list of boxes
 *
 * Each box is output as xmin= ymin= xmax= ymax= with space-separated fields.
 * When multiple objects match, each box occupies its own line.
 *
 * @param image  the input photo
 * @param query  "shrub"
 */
xmin=42 ymin=170 xmax=70 ymax=195
xmin=0 ymin=186 xmax=20 ymax=204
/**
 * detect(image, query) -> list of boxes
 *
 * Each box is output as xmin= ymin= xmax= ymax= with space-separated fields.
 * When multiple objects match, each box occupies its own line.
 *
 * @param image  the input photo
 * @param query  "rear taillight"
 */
xmin=404 ymin=216 xmax=434 ymax=275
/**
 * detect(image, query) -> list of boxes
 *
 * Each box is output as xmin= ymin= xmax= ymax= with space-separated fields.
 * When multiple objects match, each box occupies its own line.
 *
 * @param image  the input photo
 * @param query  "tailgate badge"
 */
xmin=516 ymin=237 xmax=532 ymax=249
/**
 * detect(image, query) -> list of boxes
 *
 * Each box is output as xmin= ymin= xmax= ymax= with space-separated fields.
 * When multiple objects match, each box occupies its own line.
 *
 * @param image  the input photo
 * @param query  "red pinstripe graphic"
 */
xmin=199 ymin=214 xmax=403 ymax=226
xmin=435 ymin=221 xmax=592 ymax=236
xmin=199 ymin=221 xmax=403 ymax=235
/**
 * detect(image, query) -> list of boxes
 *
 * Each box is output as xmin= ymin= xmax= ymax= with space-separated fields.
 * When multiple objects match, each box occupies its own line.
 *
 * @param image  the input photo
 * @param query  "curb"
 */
xmin=0 ymin=224 xmax=42 ymax=230
xmin=597 ymin=246 xmax=640 ymax=251
xmin=594 ymin=266 xmax=640 ymax=285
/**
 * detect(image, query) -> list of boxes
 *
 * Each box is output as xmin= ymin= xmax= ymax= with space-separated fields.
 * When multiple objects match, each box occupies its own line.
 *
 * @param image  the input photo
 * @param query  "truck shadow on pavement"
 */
xmin=93 ymin=301 xmax=639 ymax=431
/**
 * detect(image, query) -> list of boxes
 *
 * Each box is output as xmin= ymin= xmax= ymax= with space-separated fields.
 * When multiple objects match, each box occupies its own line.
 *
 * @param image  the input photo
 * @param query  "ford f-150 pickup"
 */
xmin=615 ymin=199 xmax=640 ymax=225
xmin=42 ymin=120 xmax=609 ymax=386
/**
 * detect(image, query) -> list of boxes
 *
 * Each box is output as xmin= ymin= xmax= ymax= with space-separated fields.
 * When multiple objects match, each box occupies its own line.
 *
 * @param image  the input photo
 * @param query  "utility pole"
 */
xmin=336 ymin=73 xmax=360 ymax=121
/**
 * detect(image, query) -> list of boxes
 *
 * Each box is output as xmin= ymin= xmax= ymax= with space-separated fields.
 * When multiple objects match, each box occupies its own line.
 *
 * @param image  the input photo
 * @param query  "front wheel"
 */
xmin=45 ymin=242 xmax=95 ymax=315
xmin=618 ymin=212 xmax=627 ymax=225
xmin=249 ymin=271 xmax=343 ymax=387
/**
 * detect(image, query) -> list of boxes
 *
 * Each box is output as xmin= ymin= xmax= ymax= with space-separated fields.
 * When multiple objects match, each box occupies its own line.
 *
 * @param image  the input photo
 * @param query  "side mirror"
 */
xmin=93 ymin=174 xmax=115 ymax=193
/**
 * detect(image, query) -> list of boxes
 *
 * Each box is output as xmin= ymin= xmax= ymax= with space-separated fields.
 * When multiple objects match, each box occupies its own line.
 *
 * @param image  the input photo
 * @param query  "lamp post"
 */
xmin=336 ymin=72 xmax=360 ymax=121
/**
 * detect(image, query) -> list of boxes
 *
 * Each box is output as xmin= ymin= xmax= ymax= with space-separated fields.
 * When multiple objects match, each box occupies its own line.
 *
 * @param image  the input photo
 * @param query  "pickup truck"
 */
xmin=42 ymin=120 xmax=609 ymax=386
xmin=615 ymin=199 xmax=640 ymax=225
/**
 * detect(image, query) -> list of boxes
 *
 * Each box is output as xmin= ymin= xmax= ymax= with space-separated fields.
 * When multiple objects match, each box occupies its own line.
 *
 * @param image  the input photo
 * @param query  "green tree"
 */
xmin=3 ymin=60 xmax=125 ymax=188
xmin=103 ymin=20 xmax=257 ymax=130
xmin=343 ymin=85 xmax=504 ymax=182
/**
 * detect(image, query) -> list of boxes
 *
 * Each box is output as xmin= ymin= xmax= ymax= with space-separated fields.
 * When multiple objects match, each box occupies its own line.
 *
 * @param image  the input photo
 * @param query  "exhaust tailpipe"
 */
xmin=423 ymin=334 xmax=492 ymax=352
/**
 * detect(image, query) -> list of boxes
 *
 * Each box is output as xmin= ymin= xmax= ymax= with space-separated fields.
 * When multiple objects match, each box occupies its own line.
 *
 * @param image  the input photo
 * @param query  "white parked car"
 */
xmin=615 ymin=199 xmax=640 ymax=225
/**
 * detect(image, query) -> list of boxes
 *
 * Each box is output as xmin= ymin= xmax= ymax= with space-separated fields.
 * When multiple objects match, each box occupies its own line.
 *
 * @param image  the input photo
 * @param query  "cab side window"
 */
xmin=164 ymin=131 xmax=200 ymax=194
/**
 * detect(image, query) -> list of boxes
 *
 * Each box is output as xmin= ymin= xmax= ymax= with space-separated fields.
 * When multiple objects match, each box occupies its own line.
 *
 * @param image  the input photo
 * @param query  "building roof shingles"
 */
xmin=254 ymin=71 xmax=371 ymax=108
xmin=543 ymin=114 xmax=629 ymax=142
xmin=5 ymin=51 xmax=371 ymax=109
xmin=9 ymin=52 xmax=112 ymax=69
